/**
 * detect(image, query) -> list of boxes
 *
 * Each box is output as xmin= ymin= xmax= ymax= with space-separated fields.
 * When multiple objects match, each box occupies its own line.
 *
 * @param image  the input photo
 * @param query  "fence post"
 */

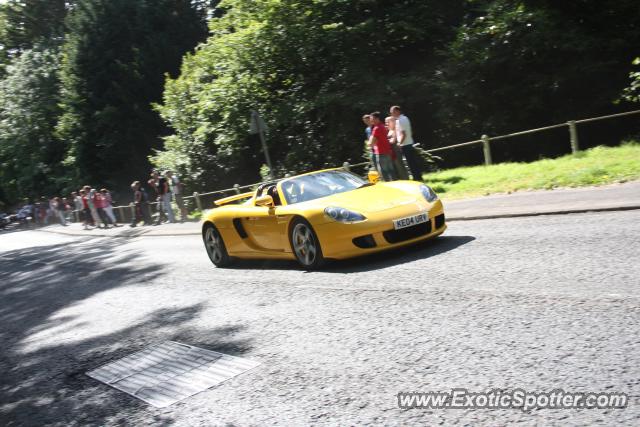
xmin=233 ymin=184 xmax=240 ymax=194
xmin=568 ymin=120 xmax=579 ymax=154
xmin=74 ymin=210 xmax=79 ymax=223
xmin=343 ymin=161 xmax=350 ymax=171
xmin=129 ymin=203 xmax=135 ymax=222
xmin=193 ymin=192 xmax=202 ymax=211
xmin=117 ymin=206 xmax=124 ymax=223
xmin=482 ymin=134 xmax=492 ymax=165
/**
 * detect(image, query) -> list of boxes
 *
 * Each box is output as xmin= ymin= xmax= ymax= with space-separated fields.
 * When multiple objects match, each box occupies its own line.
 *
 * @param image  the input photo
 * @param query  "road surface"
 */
xmin=1 ymin=210 xmax=639 ymax=426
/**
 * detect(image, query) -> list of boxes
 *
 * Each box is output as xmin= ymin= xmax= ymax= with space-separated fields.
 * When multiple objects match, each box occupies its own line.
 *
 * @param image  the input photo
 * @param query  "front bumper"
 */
xmin=315 ymin=199 xmax=446 ymax=259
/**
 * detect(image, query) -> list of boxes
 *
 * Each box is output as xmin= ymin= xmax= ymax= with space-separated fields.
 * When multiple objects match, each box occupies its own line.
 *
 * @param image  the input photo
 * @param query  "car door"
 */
xmin=242 ymin=205 xmax=288 ymax=251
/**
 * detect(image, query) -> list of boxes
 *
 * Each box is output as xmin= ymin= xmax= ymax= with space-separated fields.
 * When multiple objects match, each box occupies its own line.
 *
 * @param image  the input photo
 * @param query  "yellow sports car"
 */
xmin=201 ymin=169 xmax=446 ymax=269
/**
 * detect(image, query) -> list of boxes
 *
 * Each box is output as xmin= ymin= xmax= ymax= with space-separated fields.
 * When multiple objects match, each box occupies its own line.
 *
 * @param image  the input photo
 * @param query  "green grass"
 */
xmin=423 ymin=142 xmax=640 ymax=200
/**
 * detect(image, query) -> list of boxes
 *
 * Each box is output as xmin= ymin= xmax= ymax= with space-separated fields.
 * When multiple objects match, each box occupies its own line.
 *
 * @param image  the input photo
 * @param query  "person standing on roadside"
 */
xmin=85 ymin=187 xmax=104 ymax=227
xmin=148 ymin=175 xmax=163 ymax=224
xmin=72 ymin=191 xmax=83 ymax=222
xmin=166 ymin=170 xmax=187 ymax=222
xmin=101 ymin=189 xmax=121 ymax=227
xmin=385 ymin=115 xmax=409 ymax=179
xmin=368 ymin=111 xmax=396 ymax=181
xmin=362 ymin=114 xmax=377 ymax=170
xmin=160 ymin=170 xmax=176 ymax=223
xmin=80 ymin=189 xmax=93 ymax=229
xmin=390 ymin=105 xmax=422 ymax=181
xmin=92 ymin=188 xmax=113 ymax=228
xmin=150 ymin=170 xmax=175 ymax=224
xmin=130 ymin=181 xmax=151 ymax=227
xmin=54 ymin=197 xmax=67 ymax=226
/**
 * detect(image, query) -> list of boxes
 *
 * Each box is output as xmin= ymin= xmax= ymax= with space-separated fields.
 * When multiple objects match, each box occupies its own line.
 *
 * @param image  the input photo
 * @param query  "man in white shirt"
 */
xmin=166 ymin=170 xmax=187 ymax=222
xmin=390 ymin=105 xmax=422 ymax=181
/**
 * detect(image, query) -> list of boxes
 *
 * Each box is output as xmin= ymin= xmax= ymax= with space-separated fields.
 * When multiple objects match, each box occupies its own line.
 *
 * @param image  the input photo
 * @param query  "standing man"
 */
xmin=368 ymin=112 xmax=396 ymax=181
xmin=166 ymin=170 xmax=187 ymax=222
xmin=362 ymin=114 xmax=376 ymax=170
xmin=71 ymin=191 xmax=83 ymax=222
xmin=390 ymin=105 xmax=422 ymax=181
xmin=153 ymin=170 xmax=175 ymax=224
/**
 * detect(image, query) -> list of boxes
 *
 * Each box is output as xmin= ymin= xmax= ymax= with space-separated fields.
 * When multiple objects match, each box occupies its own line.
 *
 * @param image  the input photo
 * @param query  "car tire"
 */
xmin=203 ymin=223 xmax=233 ymax=267
xmin=289 ymin=217 xmax=326 ymax=269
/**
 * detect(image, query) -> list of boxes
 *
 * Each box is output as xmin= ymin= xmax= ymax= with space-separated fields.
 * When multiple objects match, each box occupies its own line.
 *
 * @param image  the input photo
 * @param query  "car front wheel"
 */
xmin=289 ymin=218 xmax=325 ymax=269
xmin=203 ymin=223 xmax=233 ymax=267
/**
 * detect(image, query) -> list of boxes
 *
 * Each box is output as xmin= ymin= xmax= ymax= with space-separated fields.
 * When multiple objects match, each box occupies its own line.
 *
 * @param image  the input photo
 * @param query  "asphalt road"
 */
xmin=1 ymin=210 xmax=639 ymax=426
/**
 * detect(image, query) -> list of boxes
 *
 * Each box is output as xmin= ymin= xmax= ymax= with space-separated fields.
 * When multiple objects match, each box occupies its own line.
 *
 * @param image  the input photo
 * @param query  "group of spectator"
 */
xmin=130 ymin=169 xmax=187 ymax=227
xmin=9 ymin=169 xmax=188 ymax=230
xmin=73 ymin=186 xmax=122 ymax=229
xmin=13 ymin=187 xmax=121 ymax=229
xmin=363 ymin=105 xmax=422 ymax=182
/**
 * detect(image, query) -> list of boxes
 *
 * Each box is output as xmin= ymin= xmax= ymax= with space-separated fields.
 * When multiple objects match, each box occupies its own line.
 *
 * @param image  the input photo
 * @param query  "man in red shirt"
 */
xmin=368 ymin=111 xmax=397 ymax=181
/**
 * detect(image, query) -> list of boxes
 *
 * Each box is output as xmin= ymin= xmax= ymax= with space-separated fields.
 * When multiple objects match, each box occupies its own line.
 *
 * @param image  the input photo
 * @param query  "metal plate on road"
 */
xmin=86 ymin=341 xmax=260 ymax=408
xmin=393 ymin=212 xmax=428 ymax=230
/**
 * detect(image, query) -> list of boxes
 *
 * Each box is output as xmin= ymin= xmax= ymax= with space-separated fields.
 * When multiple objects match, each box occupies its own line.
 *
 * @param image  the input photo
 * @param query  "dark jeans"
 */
xmin=132 ymin=202 xmax=152 ymax=226
xmin=375 ymin=153 xmax=397 ymax=181
xmin=401 ymin=144 xmax=423 ymax=181
xmin=97 ymin=207 xmax=113 ymax=225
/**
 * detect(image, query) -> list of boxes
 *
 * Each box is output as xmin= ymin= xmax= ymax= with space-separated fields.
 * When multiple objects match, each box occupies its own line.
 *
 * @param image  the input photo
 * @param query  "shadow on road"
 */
xmin=0 ymin=239 xmax=251 ymax=425
xmin=224 ymin=235 xmax=475 ymax=272
xmin=322 ymin=235 xmax=475 ymax=273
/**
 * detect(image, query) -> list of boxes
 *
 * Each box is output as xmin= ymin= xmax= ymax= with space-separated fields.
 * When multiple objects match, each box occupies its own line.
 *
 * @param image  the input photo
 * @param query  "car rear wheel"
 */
xmin=289 ymin=218 xmax=325 ymax=269
xmin=203 ymin=223 xmax=233 ymax=267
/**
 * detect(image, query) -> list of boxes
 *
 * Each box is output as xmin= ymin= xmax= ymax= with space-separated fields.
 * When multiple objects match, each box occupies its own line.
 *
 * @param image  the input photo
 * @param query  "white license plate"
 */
xmin=393 ymin=213 xmax=429 ymax=230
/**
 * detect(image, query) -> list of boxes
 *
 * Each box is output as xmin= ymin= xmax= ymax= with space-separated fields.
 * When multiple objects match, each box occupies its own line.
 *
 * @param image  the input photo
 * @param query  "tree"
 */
xmin=622 ymin=57 xmax=640 ymax=103
xmin=154 ymin=0 xmax=465 ymax=189
xmin=0 ymin=0 xmax=70 ymax=75
xmin=0 ymin=44 xmax=64 ymax=205
xmin=57 ymin=0 xmax=209 ymax=193
xmin=433 ymin=0 xmax=640 ymax=160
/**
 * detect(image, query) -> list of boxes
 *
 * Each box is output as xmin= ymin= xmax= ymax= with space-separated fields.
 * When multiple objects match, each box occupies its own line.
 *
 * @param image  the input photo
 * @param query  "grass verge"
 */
xmin=423 ymin=142 xmax=640 ymax=200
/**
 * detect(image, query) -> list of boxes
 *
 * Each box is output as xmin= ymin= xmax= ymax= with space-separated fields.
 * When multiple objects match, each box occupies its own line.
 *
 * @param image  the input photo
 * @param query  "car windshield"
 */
xmin=281 ymin=170 xmax=367 ymax=205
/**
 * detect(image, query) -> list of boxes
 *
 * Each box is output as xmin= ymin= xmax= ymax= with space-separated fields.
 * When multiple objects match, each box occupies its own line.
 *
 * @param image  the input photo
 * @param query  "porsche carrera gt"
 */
xmin=202 ymin=169 xmax=446 ymax=269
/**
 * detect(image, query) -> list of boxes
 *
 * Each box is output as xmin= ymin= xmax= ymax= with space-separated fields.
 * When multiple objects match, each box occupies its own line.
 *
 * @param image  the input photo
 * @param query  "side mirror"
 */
xmin=255 ymin=194 xmax=274 ymax=207
xmin=367 ymin=169 xmax=380 ymax=184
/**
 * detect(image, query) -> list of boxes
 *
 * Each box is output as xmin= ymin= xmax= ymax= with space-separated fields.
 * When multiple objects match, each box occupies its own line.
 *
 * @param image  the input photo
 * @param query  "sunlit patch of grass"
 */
xmin=423 ymin=142 xmax=640 ymax=200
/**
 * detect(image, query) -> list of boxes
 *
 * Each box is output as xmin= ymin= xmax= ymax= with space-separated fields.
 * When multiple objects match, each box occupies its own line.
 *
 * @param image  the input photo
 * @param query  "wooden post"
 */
xmin=74 ymin=210 xmax=79 ymax=223
xmin=233 ymin=184 xmax=240 ymax=194
xmin=568 ymin=120 xmax=579 ymax=154
xmin=117 ymin=206 xmax=124 ymax=222
xmin=482 ymin=134 xmax=492 ymax=165
xmin=343 ymin=161 xmax=350 ymax=171
xmin=194 ymin=192 xmax=202 ymax=211
xmin=129 ymin=202 xmax=135 ymax=222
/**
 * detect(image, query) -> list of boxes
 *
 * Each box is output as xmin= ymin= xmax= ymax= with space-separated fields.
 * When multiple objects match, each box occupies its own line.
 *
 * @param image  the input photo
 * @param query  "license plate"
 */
xmin=393 ymin=213 xmax=428 ymax=230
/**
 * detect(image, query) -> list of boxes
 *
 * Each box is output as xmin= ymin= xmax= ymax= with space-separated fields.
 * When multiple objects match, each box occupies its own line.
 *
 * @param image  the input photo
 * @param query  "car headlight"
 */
xmin=324 ymin=206 xmax=366 ymax=223
xmin=420 ymin=185 xmax=438 ymax=203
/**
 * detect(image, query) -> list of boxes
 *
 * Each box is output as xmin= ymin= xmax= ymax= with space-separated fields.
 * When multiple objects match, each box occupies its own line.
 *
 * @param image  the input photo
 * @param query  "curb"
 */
xmin=34 ymin=205 xmax=640 ymax=238
xmin=446 ymin=205 xmax=640 ymax=222
xmin=38 ymin=228 xmax=199 ymax=238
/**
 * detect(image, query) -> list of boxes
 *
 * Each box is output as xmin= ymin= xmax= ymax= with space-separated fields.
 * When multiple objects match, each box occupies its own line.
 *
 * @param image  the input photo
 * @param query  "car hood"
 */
xmin=301 ymin=181 xmax=426 ymax=214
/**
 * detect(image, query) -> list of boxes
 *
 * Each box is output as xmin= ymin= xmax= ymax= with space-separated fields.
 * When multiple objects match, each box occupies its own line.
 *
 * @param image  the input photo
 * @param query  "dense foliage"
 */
xmin=0 ymin=0 xmax=639 ymax=208
xmin=154 ymin=0 xmax=466 ymax=189
xmin=156 ymin=0 xmax=640 ymax=190
xmin=0 ymin=44 xmax=63 ymax=204
xmin=57 ymin=0 xmax=210 ymax=192
xmin=0 ymin=0 xmax=211 ymax=208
